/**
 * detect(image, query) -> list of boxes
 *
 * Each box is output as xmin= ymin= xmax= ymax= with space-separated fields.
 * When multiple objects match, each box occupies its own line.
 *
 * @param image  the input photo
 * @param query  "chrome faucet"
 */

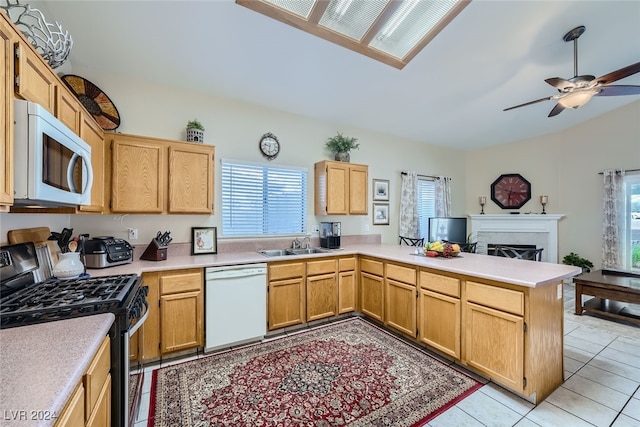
xmin=301 ymin=236 xmax=311 ymax=249
xmin=291 ymin=238 xmax=302 ymax=249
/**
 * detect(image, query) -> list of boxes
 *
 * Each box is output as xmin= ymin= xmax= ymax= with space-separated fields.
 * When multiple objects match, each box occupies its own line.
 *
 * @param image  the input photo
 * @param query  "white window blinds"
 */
xmin=417 ymin=178 xmax=436 ymax=240
xmin=221 ymin=160 xmax=307 ymax=237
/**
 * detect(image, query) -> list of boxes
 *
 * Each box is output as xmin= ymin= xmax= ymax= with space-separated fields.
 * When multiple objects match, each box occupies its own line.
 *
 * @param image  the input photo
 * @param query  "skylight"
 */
xmin=236 ymin=0 xmax=470 ymax=69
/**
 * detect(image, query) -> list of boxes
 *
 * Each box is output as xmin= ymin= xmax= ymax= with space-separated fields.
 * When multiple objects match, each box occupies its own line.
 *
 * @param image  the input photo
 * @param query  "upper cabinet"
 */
xmin=0 ymin=14 xmax=15 ymax=211
xmin=314 ymin=160 xmax=368 ymax=215
xmin=107 ymin=133 xmax=214 ymax=214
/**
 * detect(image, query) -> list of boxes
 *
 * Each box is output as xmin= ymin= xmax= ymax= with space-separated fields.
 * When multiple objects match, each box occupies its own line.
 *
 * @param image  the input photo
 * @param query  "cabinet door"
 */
xmin=268 ymin=277 xmax=305 ymax=330
xmin=110 ymin=136 xmax=165 ymax=213
xmin=464 ymin=301 xmax=524 ymax=391
xmin=168 ymin=143 xmax=214 ymax=213
xmin=0 ymin=16 xmax=14 ymax=209
xmin=86 ymin=374 xmax=111 ymax=427
xmin=57 ymin=84 xmax=82 ymax=134
xmin=348 ymin=164 xmax=368 ymax=214
xmin=418 ymin=289 xmax=460 ymax=358
xmin=54 ymin=383 xmax=85 ymax=427
xmin=385 ymin=278 xmax=416 ymax=336
xmin=307 ymin=272 xmax=337 ymax=321
xmin=14 ymin=41 xmax=56 ymax=113
xmin=324 ymin=162 xmax=349 ymax=214
xmin=78 ymin=112 xmax=104 ymax=213
xmin=338 ymin=270 xmax=356 ymax=314
xmin=360 ymin=272 xmax=384 ymax=322
xmin=160 ymin=290 xmax=203 ymax=353
xmin=129 ymin=330 xmax=139 ymax=361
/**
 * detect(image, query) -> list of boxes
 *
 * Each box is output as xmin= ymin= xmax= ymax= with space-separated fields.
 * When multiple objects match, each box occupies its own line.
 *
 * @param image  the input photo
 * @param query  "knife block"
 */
xmin=140 ymin=240 xmax=167 ymax=261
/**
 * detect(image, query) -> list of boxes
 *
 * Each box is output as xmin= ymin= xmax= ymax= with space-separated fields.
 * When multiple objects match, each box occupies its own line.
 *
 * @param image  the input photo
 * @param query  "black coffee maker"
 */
xmin=320 ymin=222 xmax=341 ymax=249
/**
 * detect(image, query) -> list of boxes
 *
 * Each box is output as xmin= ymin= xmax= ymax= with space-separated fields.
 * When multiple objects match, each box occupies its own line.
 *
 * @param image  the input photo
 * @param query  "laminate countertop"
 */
xmin=88 ymin=243 xmax=581 ymax=288
xmin=0 ymin=313 xmax=114 ymax=427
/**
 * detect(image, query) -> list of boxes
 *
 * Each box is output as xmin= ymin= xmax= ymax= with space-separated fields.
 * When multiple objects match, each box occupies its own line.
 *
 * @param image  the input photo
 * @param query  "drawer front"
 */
xmin=269 ymin=262 xmax=305 ymax=281
xmin=307 ymin=258 xmax=336 ymax=276
xmin=338 ymin=257 xmax=356 ymax=272
xmin=84 ymin=336 xmax=110 ymax=418
xmin=466 ymin=281 xmax=524 ymax=316
xmin=420 ymin=271 xmax=460 ymax=298
xmin=386 ymin=263 xmax=416 ymax=285
xmin=160 ymin=270 xmax=202 ymax=294
xmin=360 ymin=258 xmax=383 ymax=276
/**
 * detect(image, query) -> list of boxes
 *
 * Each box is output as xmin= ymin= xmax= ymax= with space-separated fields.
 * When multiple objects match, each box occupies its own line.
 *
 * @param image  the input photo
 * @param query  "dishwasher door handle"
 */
xmin=206 ymin=267 xmax=267 ymax=280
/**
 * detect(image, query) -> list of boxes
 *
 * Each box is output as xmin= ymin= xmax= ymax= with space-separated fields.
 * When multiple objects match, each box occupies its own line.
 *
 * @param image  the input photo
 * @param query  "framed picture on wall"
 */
xmin=373 ymin=203 xmax=389 ymax=225
xmin=373 ymin=179 xmax=389 ymax=201
xmin=191 ymin=227 xmax=217 ymax=255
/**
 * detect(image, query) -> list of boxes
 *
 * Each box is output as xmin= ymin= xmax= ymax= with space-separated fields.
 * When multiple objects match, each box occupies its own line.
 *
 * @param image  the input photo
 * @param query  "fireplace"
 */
xmin=469 ymin=214 xmax=565 ymax=263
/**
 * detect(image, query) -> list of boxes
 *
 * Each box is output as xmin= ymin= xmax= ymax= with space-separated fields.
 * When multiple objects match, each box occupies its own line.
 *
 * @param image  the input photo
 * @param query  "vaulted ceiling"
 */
xmin=36 ymin=0 xmax=640 ymax=150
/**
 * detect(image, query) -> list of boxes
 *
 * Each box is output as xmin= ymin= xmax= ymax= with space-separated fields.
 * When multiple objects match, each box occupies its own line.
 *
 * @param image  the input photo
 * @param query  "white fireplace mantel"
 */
xmin=469 ymin=214 xmax=565 ymax=263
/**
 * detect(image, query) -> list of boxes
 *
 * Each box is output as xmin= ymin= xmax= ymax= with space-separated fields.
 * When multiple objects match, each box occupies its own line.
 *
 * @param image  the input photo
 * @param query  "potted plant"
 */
xmin=186 ymin=119 xmax=205 ymax=143
xmin=325 ymin=132 xmax=359 ymax=162
xmin=562 ymin=252 xmax=593 ymax=274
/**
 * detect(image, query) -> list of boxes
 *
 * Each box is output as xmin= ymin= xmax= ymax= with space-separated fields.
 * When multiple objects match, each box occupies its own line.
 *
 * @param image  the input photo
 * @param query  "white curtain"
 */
xmin=399 ymin=172 xmax=419 ymax=238
xmin=435 ymin=176 xmax=452 ymax=217
xmin=602 ymin=169 xmax=626 ymax=269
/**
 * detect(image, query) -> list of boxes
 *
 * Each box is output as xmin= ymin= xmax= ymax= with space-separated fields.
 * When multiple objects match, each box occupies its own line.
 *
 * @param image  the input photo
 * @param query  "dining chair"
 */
xmin=399 ymin=236 xmax=424 ymax=246
xmin=456 ymin=242 xmax=478 ymax=253
xmin=493 ymin=245 xmax=544 ymax=261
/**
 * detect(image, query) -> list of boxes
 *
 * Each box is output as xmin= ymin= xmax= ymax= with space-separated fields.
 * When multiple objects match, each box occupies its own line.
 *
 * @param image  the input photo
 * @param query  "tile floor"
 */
xmin=133 ymin=282 xmax=640 ymax=427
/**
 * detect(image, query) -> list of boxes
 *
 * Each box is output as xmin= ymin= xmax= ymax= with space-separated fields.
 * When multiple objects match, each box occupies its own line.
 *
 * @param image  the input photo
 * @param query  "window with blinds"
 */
xmin=417 ymin=177 xmax=436 ymax=241
xmin=221 ymin=159 xmax=307 ymax=237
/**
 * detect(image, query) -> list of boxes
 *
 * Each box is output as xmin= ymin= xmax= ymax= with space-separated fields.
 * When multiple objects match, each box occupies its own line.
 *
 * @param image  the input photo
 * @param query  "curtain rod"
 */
xmin=401 ymin=171 xmax=449 ymax=180
xmin=598 ymin=168 xmax=640 ymax=175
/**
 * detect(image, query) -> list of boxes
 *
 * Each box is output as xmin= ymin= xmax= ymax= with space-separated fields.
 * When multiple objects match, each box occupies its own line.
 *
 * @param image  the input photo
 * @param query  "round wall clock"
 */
xmin=259 ymin=133 xmax=280 ymax=160
xmin=490 ymin=173 xmax=531 ymax=209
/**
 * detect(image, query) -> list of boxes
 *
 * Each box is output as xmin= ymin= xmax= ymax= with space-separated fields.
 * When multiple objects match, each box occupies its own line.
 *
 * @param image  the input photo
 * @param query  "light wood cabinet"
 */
xmin=338 ymin=257 xmax=356 ymax=314
xmin=314 ymin=160 xmax=368 ymax=215
xmin=418 ymin=270 xmax=461 ymax=359
xmin=57 ymin=83 xmax=83 ymax=133
xmin=14 ymin=39 xmax=56 ymax=114
xmin=139 ymin=269 xmax=204 ymax=360
xmin=108 ymin=133 xmax=214 ymax=214
xmin=77 ymin=112 xmax=105 ymax=212
xmin=0 ymin=14 xmax=14 ymax=211
xmin=385 ymin=262 xmax=417 ymax=337
xmin=56 ymin=335 xmax=110 ymax=427
xmin=268 ymin=261 xmax=305 ymax=330
xmin=359 ymin=257 xmax=384 ymax=322
xmin=306 ymin=258 xmax=337 ymax=321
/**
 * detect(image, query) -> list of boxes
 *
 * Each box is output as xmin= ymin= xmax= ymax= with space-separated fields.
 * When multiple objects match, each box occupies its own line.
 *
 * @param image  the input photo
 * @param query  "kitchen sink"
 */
xmin=257 ymin=248 xmax=331 ymax=257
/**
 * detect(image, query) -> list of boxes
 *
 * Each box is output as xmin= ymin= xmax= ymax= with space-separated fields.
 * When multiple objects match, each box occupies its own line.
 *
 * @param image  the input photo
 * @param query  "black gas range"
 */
xmin=0 ymin=242 xmax=148 ymax=427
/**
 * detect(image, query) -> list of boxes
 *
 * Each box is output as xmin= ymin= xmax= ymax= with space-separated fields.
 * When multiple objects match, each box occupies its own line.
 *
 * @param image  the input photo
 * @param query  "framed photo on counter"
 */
xmin=191 ymin=227 xmax=217 ymax=255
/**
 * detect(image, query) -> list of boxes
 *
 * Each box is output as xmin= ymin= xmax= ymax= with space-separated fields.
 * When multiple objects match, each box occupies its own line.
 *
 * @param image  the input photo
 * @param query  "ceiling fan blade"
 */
xmin=545 ymin=77 xmax=574 ymax=90
xmin=595 ymin=62 xmax=640 ymax=85
xmin=595 ymin=85 xmax=640 ymax=96
xmin=503 ymin=96 xmax=553 ymax=112
xmin=548 ymin=103 xmax=565 ymax=117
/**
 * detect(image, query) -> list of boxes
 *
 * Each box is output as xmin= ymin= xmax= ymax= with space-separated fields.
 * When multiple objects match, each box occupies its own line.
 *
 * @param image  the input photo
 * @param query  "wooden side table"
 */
xmin=573 ymin=269 xmax=640 ymax=324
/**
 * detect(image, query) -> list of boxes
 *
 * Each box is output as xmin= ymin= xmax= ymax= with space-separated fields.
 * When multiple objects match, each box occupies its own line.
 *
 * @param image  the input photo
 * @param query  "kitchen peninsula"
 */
xmin=91 ymin=242 xmax=579 ymax=404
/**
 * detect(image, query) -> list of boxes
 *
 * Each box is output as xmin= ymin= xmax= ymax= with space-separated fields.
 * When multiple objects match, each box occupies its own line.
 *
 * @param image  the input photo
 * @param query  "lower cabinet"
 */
xmin=384 ymin=262 xmax=417 ymax=337
xmin=268 ymin=261 xmax=305 ymax=330
xmin=463 ymin=280 xmax=525 ymax=392
xmin=138 ymin=268 xmax=204 ymax=361
xmin=359 ymin=258 xmax=384 ymax=322
xmin=306 ymin=259 xmax=337 ymax=321
xmin=337 ymin=257 xmax=356 ymax=314
xmin=55 ymin=336 xmax=111 ymax=427
xmin=418 ymin=270 xmax=461 ymax=359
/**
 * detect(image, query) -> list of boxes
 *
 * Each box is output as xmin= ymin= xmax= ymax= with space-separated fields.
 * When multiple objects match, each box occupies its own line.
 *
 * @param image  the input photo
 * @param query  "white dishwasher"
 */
xmin=205 ymin=263 xmax=267 ymax=352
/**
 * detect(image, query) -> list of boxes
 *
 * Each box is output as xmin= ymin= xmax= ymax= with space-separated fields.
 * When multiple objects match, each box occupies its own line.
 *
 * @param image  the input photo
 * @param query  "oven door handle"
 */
xmin=129 ymin=298 xmax=149 ymax=336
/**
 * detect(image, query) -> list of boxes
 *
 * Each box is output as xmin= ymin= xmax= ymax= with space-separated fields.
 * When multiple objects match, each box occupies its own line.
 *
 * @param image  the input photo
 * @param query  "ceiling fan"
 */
xmin=504 ymin=25 xmax=640 ymax=117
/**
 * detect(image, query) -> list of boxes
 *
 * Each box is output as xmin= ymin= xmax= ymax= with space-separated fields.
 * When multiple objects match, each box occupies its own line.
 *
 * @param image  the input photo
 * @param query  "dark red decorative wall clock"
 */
xmin=491 ymin=173 xmax=531 ymax=209
xmin=61 ymin=74 xmax=120 ymax=130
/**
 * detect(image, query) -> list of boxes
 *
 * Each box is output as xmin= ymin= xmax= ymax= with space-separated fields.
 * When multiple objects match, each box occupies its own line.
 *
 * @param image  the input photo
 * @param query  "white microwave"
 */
xmin=13 ymin=99 xmax=93 ymax=207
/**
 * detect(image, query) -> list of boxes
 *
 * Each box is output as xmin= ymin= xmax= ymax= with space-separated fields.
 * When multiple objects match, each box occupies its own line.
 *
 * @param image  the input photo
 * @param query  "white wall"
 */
xmin=1 ymin=67 xmax=466 ymax=246
xmin=464 ymin=100 xmax=640 ymax=270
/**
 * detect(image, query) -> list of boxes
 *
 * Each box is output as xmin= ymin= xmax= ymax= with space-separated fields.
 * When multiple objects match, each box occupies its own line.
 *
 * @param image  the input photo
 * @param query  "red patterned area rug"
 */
xmin=148 ymin=318 xmax=481 ymax=426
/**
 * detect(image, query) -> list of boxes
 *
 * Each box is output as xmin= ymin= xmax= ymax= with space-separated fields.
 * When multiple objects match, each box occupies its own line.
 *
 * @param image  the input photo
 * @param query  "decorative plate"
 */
xmin=61 ymin=74 xmax=120 ymax=130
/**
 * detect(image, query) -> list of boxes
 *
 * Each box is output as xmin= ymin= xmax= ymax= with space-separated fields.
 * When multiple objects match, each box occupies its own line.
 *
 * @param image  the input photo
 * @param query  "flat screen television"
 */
xmin=428 ymin=217 xmax=467 ymax=244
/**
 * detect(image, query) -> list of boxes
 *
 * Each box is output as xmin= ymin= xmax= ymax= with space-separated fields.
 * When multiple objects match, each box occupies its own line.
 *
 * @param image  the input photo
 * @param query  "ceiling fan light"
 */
xmin=557 ymin=89 xmax=598 ymax=109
